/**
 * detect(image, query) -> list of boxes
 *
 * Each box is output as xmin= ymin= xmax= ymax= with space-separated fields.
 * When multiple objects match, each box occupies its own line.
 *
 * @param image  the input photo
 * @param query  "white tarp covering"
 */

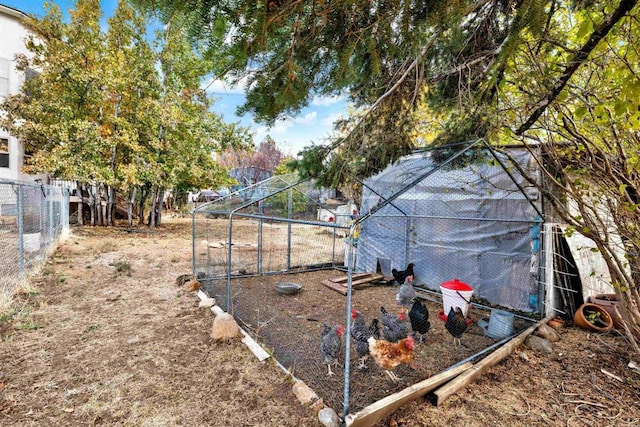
xmin=356 ymin=147 xmax=542 ymax=312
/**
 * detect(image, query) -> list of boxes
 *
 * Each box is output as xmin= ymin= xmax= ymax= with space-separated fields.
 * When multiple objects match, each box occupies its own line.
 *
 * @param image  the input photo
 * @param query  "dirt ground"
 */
xmin=203 ymin=270 xmax=532 ymax=414
xmin=1 ymin=218 xmax=640 ymax=427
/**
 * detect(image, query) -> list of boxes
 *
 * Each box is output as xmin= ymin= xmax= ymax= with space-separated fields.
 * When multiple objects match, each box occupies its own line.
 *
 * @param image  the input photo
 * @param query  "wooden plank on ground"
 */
xmin=341 ymin=274 xmax=385 ymax=288
xmin=329 ymin=272 xmax=373 ymax=284
xmin=433 ymin=316 xmax=552 ymax=405
xmin=322 ymin=280 xmax=348 ymax=295
xmin=345 ymin=362 xmax=473 ymax=427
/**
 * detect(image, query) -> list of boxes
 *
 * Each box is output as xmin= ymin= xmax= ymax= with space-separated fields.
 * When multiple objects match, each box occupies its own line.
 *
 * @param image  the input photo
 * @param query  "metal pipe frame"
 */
xmin=354 ymin=139 xmax=485 ymax=228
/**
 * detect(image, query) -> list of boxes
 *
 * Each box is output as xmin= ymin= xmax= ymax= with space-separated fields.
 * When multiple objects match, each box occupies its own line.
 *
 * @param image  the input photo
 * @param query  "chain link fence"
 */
xmin=0 ymin=179 xmax=70 ymax=297
xmin=192 ymin=142 xmax=545 ymax=420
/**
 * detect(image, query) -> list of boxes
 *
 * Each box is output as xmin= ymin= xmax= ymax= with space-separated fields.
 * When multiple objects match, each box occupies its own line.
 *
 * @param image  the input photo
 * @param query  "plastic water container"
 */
xmin=440 ymin=278 xmax=473 ymax=317
xmin=486 ymin=309 xmax=514 ymax=339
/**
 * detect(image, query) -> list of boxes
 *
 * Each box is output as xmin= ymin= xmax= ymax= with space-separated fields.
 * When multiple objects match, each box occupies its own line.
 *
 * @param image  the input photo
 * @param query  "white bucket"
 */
xmin=440 ymin=280 xmax=474 ymax=317
xmin=486 ymin=309 xmax=514 ymax=339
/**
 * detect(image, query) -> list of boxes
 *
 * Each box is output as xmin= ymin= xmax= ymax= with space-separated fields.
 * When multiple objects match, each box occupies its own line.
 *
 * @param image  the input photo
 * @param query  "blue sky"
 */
xmin=2 ymin=0 xmax=348 ymax=156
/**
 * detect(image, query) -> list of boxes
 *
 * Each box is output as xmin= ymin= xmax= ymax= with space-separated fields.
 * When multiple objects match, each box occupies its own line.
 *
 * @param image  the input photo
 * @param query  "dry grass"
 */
xmin=0 ymin=219 xmax=318 ymax=427
xmin=0 ymin=291 xmax=12 ymax=316
xmin=1 ymin=218 xmax=639 ymax=427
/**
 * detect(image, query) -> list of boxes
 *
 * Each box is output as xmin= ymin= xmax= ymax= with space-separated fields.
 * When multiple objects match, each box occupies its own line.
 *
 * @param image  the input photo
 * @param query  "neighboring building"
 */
xmin=0 ymin=4 xmax=43 ymax=183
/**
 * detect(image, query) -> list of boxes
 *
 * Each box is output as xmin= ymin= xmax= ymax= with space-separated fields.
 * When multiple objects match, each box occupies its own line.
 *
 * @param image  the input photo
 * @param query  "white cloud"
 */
xmin=293 ymin=111 xmax=317 ymax=126
xmin=322 ymin=112 xmax=345 ymax=127
xmin=252 ymin=126 xmax=269 ymax=143
xmin=311 ymin=94 xmax=345 ymax=107
xmin=252 ymin=123 xmax=289 ymax=144
xmin=270 ymin=123 xmax=290 ymax=135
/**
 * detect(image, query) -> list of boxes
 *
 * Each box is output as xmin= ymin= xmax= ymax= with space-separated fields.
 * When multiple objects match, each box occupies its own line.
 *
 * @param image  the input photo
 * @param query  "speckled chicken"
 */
xmin=445 ymin=307 xmax=468 ymax=347
xmin=409 ymin=298 xmax=430 ymax=343
xmin=320 ymin=323 xmax=344 ymax=376
xmin=380 ymin=305 xmax=408 ymax=343
xmin=350 ymin=309 xmax=380 ymax=369
xmin=396 ymin=276 xmax=416 ymax=315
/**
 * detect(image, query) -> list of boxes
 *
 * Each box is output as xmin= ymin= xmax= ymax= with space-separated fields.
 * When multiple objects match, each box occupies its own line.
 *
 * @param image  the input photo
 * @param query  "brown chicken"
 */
xmin=367 ymin=335 xmax=414 ymax=382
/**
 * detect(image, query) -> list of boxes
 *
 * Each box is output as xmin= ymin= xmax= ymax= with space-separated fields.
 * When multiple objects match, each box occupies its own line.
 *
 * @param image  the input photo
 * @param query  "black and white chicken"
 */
xmin=380 ymin=305 xmax=408 ymax=343
xmin=409 ymin=298 xmax=431 ymax=343
xmin=350 ymin=309 xmax=380 ymax=369
xmin=320 ymin=323 xmax=344 ymax=376
xmin=445 ymin=307 xmax=468 ymax=347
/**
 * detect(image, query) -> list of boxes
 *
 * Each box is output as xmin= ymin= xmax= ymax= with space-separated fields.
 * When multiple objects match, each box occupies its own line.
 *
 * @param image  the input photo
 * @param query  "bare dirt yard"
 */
xmin=1 ymin=218 xmax=640 ymax=426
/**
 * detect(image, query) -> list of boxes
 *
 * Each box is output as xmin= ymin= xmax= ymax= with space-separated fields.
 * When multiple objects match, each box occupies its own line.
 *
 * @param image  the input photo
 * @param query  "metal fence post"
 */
xmin=287 ymin=188 xmax=292 ymax=270
xmin=191 ymin=210 xmax=197 ymax=275
xmin=258 ymin=201 xmax=263 ymax=274
xmin=227 ymin=214 xmax=233 ymax=312
xmin=16 ymin=184 xmax=24 ymax=278
xmin=48 ymin=186 xmax=54 ymax=245
xmin=63 ymin=188 xmax=70 ymax=233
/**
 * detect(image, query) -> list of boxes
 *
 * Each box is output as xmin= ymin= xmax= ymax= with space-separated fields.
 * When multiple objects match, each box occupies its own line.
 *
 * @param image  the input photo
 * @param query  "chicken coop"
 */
xmin=192 ymin=140 xmax=548 ymax=424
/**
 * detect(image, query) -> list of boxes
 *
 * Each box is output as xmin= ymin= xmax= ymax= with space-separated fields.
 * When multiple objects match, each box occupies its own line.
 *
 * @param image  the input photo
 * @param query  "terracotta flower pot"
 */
xmin=589 ymin=293 xmax=625 ymax=330
xmin=573 ymin=303 xmax=613 ymax=332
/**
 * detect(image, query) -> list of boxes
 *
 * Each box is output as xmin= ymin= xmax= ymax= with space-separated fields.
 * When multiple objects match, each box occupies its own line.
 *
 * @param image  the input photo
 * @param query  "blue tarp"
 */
xmin=356 ymin=148 xmax=542 ymax=312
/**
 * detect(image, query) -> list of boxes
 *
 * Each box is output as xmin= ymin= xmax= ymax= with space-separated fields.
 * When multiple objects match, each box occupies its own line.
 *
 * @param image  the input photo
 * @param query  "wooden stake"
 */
xmin=433 ymin=316 xmax=552 ymax=406
xmin=345 ymin=362 xmax=473 ymax=427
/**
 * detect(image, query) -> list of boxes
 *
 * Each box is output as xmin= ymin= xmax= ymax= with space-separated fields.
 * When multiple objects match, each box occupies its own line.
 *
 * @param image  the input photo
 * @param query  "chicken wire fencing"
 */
xmin=192 ymin=141 xmax=546 ymax=421
xmin=0 ymin=179 xmax=70 ymax=297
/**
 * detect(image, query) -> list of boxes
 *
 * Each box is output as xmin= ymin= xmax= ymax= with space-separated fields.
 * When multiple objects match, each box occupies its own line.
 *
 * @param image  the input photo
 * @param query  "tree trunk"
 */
xmin=138 ymin=185 xmax=149 ymax=226
xmin=96 ymin=183 xmax=104 ymax=226
xmin=156 ymin=187 xmax=165 ymax=226
xmin=147 ymin=186 xmax=156 ymax=228
xmin=127 ymin=187 xmax=137 ymax=228
xmin=87 ymin=184 xmax=96 ymax=226
xmin=106 ymin=185 xmax=114 ymax=226
xmin=77 ymin=181 xmax=84 ymax=226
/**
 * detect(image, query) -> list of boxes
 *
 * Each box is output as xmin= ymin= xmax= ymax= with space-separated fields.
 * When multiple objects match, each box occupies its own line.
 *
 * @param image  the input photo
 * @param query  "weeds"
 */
xmin=110 ymin=259 xmax=132 ymax=276
xmin=19 ymin=318 xmax=41 ymax=331
xmin=85 ymin=324 xmax=99 ymax=332
xmin=97 ymin=240 xmax=117 ymax=253
xmin=0 ymin=295 xmax=42 ymax=333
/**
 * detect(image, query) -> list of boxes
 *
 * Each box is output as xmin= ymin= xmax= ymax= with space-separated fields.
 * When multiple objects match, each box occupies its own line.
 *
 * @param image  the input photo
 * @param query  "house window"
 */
xmin=0 ymin=138 xmax=8 ymax=168
xmin=0 ymin=58 xmax=9 ymax=97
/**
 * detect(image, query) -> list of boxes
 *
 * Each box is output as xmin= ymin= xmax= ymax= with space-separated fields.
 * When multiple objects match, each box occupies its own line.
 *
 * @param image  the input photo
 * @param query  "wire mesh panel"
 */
xmin=357 ymin=144 xmax=542 ymax=312
xmin=192 ymin=144 xmax=546 ymax=421
xmin=192 ymin=173 xmax=350 ymax=305
xmin=0 ymin=182 xmax=19 ymax=297
xmin=0 ymin=180 xmax=70 ymax=297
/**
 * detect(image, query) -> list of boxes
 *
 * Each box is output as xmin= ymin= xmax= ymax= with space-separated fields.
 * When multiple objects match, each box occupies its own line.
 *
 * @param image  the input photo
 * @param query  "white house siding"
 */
xmin=0 ymin=4 xmax=42 ymax=182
